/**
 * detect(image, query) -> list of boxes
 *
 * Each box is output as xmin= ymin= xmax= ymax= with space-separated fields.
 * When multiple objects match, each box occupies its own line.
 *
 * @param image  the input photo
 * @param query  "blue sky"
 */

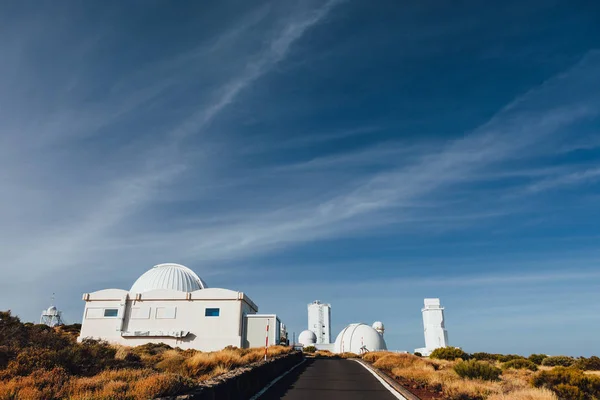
xmin=1 ymin=1 xmax=600 ymax=356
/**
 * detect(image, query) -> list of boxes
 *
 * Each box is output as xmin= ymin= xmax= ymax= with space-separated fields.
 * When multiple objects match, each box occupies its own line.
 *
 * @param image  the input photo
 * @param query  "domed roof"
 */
xmin=130 ymin=263 xmax=207 ymax=293
xmin=334 ymin=323 xmax=387 ymax=354
xmin=298 ymin=330 xmax=317 ymax=346
xmin=372 ymin=321 xmax=385 ymax=334
xmin=46 ymin=306 xmax=58 ymax=315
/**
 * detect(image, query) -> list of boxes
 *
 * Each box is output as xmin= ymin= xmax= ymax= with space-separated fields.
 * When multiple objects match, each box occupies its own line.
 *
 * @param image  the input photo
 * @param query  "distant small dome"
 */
xmin=298 ymin=330 xmax=317 ymax=346
xmin=372 ymin=321 xmax=385 ymax=335
xmin=46 ymin=306 xmax=58 ymax=315
xmin=130 ymin=263 xmax=207 ymax=293
xmin=334 ymin=323 xmax=387 ymax=354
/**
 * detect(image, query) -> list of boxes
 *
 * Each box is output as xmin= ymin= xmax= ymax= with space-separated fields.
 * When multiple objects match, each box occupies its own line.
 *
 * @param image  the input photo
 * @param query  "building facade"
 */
xmin=307 ymin=300 xmax=331 ymax=344
xmin=78 ymin=263 xmax=282 ymax=352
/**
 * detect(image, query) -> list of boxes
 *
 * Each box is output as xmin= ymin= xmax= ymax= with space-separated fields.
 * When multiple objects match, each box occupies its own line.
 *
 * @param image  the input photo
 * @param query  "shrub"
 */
xmin=532 ymin=367 xmax=600 ymax=399
xmin=373 ymin=353 xmax=422 ymax=371
xmin=573 ymin=356 xmax=600 ymax=371
xmin=0 ymin=368 xmax=71 ymax=400
xmin=303 ymin=346 xmax=316 ymax=353
xmin=414 ymin=352 xmax=422 ymax=357
xmin=5 ymin=347 xmax=60 ymax=377
xmin=541 ymin=356 xmax=576 ymax=367
xmin=131 ymin=373 xmax=194 ymax=399
xmin=453 ymin=360 xmax=502 ymax=381
xmin=498 ymin=354 xmax=526 ymax=363
xmin=0 ymin=346 xmax=14 ymax=369
xmin=502 ymin=359 xmax=538 ymax=371
xmin=528 ymin=354 xmax=548 ymax=365
xmin=362 ymin=351 xmax=389 ymax=363
xmin=59 ymin=339 xmax=120 ymax=376
xmin=430 ymin=347 xmax=469 ymax=361
xmin=0 ymin=311 xmax=28 ymax=349
xmin=471 ymin=352 xmax=499 ymax=362
xmin=131 ymin=342 xmax=173 ymax=357
xmin=338 ymin=352 xmax=359 ymax=359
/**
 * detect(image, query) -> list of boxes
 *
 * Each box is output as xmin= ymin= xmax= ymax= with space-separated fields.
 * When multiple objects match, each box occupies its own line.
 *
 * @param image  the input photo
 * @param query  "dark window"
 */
xmin=205 ymin=308 xmax=220 ymax=317
xmin=104 ymin=309 xmax=118 ymax=317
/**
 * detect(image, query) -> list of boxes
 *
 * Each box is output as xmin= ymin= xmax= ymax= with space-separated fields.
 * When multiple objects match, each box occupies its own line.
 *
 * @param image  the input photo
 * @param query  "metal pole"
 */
xmin=264 ymin=320 xmax=270 ymax=361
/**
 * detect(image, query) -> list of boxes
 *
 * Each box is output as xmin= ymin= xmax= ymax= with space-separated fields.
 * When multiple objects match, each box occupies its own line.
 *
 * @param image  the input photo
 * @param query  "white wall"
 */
xmin=307 ymin=301 xmax=331 ymax=344
xmin=420 ymin=298 xmax=449 ymax=353
xmin=245 ymin=315 xmax=280 ymax=349
xmin=78 ymin=288 xmax=259 ymax=351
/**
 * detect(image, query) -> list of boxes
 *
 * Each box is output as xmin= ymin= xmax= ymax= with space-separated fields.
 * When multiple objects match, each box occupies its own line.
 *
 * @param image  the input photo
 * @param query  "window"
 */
xmin=205 ymin=308 xmax=220 ymax=317
xmin=130 ymin=307 xmax=151 ymax=319
xmin=104 ymin=309 xmax=118 ymax=317
xmin=156 ymin=307 xmax=177 ymax=319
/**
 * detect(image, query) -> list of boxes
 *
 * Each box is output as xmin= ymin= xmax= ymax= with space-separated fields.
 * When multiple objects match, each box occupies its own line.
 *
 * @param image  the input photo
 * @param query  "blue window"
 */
xmin=205 ymin=308 xmax=220 ymax=317
xmin=104 ymin=309 xmax=118 ymax=317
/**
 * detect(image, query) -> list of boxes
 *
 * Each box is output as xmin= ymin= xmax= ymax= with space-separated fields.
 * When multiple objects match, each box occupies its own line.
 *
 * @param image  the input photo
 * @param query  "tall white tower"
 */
xmin=308 ymin=300 xmax=331 ymax=344
xmin=415 ymin=298 xmax=448 ymax=356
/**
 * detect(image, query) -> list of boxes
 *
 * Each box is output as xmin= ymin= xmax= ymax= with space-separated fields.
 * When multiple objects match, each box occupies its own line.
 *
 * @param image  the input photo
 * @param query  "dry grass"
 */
xmin=0 ymin=344 xmax=294 ymax=400
xmin=363 ymin=352 xmax=558 ymax=400
xmin=338 ymin=352 xmax=360 ymax=359
xmin=487 ymin=388 xmax=558 ymax=400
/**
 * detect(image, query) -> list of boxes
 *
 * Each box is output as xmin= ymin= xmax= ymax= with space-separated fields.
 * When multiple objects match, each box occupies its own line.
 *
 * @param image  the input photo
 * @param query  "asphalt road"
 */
xmin=259 ymin=358 xmax=402 ymax=400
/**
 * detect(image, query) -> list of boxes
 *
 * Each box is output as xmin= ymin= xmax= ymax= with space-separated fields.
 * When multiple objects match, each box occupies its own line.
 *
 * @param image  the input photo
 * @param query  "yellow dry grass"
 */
xmin=364 ymin=352 xmax=557 ymax=400
xmin=0 ymin=345 xmax=294 ymax=400
xmin=487 ymin=387 xmax=558 ymax=400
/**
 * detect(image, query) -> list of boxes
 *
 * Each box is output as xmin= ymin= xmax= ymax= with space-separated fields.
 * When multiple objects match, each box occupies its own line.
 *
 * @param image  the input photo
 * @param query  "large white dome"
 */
xmin=298 ymin=330 xmax=317 ymax=346
xmin=130 ymin=263 xmax=207 ymax=293
xmin=334 ymin=323 xmax=387 ymax=354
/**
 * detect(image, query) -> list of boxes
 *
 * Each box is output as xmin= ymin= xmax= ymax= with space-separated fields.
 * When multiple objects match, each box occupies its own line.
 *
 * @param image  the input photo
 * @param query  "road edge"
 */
xmin=352 ymin=359 xmax=420 ymax=400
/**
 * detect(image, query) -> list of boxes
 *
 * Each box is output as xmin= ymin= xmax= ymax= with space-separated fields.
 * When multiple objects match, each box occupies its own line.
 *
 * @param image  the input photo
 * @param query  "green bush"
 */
xmin=430 ymin=347 xmax=469 ymax=361
xmin=453 ymin=360 xmax=502 ymax=381
xmin=502 ymin=358 xmax=538 ymax=371
xmin=413 ymin=352 xmax=422 ymax=357
xmin=532 ymin=367 xmax=600 ymax=400
xmin=497 ymin=354 xmax=526 ymax=362
xmin=574 ymin=356 xmax=600 ymax=371
xmin=471 ymin=352 xmax=499 ymax=362
xmin=542 ymin=355 xmax=576 ymax=367
xmin=528 ymin=354 xmax=548 ymax=365
xmin=303 ymin=346 xmax=316 ymax=353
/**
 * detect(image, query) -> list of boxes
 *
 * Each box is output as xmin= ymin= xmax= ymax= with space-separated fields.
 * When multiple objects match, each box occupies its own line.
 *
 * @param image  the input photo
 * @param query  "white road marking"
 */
xmin=352 ymin=359 xmax=407 ymax=400
xmin=250 ymin=358 xmax=307 ymax=400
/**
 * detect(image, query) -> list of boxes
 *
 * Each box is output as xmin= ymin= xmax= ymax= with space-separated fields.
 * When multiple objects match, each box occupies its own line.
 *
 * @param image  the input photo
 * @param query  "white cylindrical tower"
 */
xmin=307 ymin=300 xmax=331 ymax=344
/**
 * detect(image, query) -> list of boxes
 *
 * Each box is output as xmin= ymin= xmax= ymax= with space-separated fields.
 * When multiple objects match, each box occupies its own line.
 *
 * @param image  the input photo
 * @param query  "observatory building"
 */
xmin=78 ymin=263 xmax=283 ymax=351
xmin=307 ymin=300 xmax=331 ymax=344
xmin=40 ymin=303 xmax=64 ymax=327
xmin=298 ymin=299 xmax=387 ymax=354
xmin=334 ymin=322 xmax=387 ymax=354
xmin=414 ymin=298 xmax=449 ymax=356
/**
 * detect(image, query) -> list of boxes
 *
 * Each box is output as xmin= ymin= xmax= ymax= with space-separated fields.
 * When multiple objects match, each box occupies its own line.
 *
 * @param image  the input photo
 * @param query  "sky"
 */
xmin=1 ymin=1 xmax=600 ymax=356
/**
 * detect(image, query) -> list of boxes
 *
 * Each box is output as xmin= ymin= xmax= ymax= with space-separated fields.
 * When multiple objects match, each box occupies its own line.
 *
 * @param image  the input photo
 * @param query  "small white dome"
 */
xmin=130 ymin=263 xmax=207 ymax=293
xmin=46 ymin=306 xmax=58 ymax=315
xmin=334 ymin=323 xmax=387 ymax=354
xmin=372 ymin=321 xmax=385 ymax=335
xmin=298 ymin=330 xmax=317 ymax=346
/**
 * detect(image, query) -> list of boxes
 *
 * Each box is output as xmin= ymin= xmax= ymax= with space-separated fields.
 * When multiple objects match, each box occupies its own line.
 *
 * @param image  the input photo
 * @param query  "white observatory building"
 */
xmin=298 ymin=330 xmax=317 ymax=347
xmin=414 ymin=298 xmax=449 ymax=356
xmin=307 ymin=300 xmax=331 ymax=344
xmin=78 ymin=263 xmax=283 ymax=351
xmin=40 ymin=301 xmax=64 ymax=327
xmin=334 ymin=322 xmax=387 ymax=354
